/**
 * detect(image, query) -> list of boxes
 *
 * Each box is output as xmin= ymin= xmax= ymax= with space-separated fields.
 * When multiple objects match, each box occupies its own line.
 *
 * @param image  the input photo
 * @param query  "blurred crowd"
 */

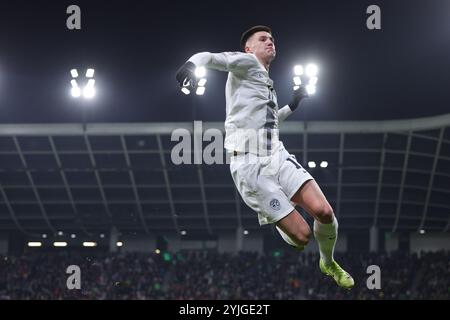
xmin=0 ymin=249 xmax=448 ymax=300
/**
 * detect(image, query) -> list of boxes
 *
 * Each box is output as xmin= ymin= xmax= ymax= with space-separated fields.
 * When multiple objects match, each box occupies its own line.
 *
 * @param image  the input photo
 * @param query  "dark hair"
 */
xmin=240 ymin=25 xmax=272 ymax=51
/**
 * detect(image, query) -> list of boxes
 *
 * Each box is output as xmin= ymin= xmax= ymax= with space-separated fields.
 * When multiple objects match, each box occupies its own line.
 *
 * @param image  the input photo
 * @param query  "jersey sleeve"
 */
xmin=187 ymin=52 xmax=256 ymax=75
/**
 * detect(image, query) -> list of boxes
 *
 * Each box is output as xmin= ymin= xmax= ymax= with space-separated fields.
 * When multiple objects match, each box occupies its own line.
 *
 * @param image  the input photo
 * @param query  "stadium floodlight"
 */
xmin=180 ymin=230 xmax=187 ymax=236
xmin=86 ymin=68 xmax=95 ymax=78
xmin=197 ymin=78 xmax=207 ymax=87
xmin=196 ymin=86 xmax=206 ymax=95
xmin=71 ymin=86 xmax=81 ymax=98
xmin=293 ymin=65 xmax=303 ymax=76
xmin=83 ymin=242 xmax=97 ymax=247
xmin=308 ymin=161 xmax=317 ymax=168
xmin=28 ymin=242 xmax=42 ymax=247
xmin=70 ymin=80 xmax=81 ymax=98
xmin=306 ymin=84 xmax=316 ymax=95
xmin=195 ymin=76 xmax=207 ymax=95
xmin=155 ymin=249 xmax=161 ymax=254
xmin=306 ymin=64 xmax=318 ymax=77
xmin=243 ymin=230 xmax=249 ymax=235
xmin=57 ymin=231 xmax=63 ymax=236
xmin=99 ymin=233 xmax=105 ymax=238
xmin=194 ymin=66 xmax=206 ymax=78
xmin=83 ymin=84 xmax=96 ymax=99
xmin=320 ymin=161 xmax=328 ymax=168
xmin=181 ymin=87 xmax=191 ymax=95
xmin=293 ymin=63 xmax=318 ymax=95
xmin=309 ymin=76 xmax=318 ymax=85
xmin=181 ymin=67 xmax=208 ymax=95
xmin=70 ymin=234 xmax=76 ymax=239
xmin=70 ymin=69 xmax=79 ymax=78
xmin=293 ymin=76 xmax=302 ymax=86
xmin=419 ymin=229 xmax=426 ymax=234
xmin=53 ymin=242 xmax=68 ymax=247
xmin=42 ymin=234 xmax=47 ymax=239
xmin=86 ymin=79 xmax=95 ymax=87
xmin=70 ymin=68 xmax=96 ymax=99
xmin=116 ymin=241 xmax=123 ymax=247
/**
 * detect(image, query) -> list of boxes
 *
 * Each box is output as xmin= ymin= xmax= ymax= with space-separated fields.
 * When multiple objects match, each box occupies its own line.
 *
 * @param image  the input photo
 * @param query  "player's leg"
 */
xmin=291 ymin=180 xmax=354 ymax=289
xmin=275 ymin=209 xmax=311 ymax=250
xmin=291 ymin=180 xmax=336 ymax=262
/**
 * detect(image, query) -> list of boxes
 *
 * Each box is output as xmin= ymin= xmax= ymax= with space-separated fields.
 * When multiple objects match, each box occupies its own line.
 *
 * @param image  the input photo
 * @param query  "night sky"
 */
xmin=0 ymin=0 xmax=449 ymax=124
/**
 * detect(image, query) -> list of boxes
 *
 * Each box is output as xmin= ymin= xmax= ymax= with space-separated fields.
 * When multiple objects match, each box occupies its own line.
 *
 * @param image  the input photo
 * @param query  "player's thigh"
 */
xmin=291 ymin=179 xmax=334 ymax=222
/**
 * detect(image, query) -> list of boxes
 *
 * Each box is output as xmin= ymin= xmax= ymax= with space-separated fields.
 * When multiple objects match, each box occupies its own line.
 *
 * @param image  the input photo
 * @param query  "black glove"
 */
xmin=288 ymin=86 xmax=309 ymax=111
xmin=176 ymin=61 xmax=197 ymax=91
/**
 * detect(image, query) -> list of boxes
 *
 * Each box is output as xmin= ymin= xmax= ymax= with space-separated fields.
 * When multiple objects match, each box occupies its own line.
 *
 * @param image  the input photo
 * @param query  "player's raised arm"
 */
xmin=175 ymin=52 xmax=254 ymax=90
xmin=278 ymin=85 xmax=309 ymax=122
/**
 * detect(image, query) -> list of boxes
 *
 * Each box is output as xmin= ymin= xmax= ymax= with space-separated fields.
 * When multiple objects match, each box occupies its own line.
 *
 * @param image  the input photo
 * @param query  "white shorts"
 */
xmin=230 ymin=143 xmax=314 ymax=226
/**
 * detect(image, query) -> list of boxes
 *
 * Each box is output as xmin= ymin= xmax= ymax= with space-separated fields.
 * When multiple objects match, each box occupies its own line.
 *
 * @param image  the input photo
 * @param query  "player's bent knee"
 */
xmin=316 ymin=205 xmax=334 ymax=224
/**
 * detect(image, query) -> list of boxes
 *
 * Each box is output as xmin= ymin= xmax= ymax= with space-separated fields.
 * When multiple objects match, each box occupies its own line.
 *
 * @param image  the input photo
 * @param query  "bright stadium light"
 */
xmin=28 ymin=242 xmax=42 ymax=247
xmin=83 ymin=242 xmax=97 ymax=247
xmin=53 ymin=242 xmax=68 ymax=247
xmin=86 ymin=68 xmax=95 ymax=78
xmin=243 ymin=230 xmax=249 ymax=235
xmin=194 ymin=66 xmax=206 ymax=78
xmin=293 ymin=63 xmax=318 ymax=94
xmin=181 ymin=87 xmax=191 ymax=95
xmin=180 ymin=230 xmax=187 ymax=236
xmin=306 ymin=84 xmax=316 ymax=95
xmin=83 ymin=84 xmax=96 ymax=99
xmin=195 ymin=77 xmax=207 ymax=95
xmin=181 ymin=67 xmax=208 ymax=96
xmin=100 ymin=233 xmax=105 ymax=238
xmin=293 ymin=65 xmax=303 ymax=76
xmin=70 ymin=79 xmax=78 ymax=87
xmin=309 ymin=76 xmax=318 ymax=85
xmin=198 ymin=78 xmax=207 ymax=87
xmin=70 ymin=68 xmax=96 ymax=99
xmin=42 ymin=234 xmax=47 ymax=239
xmin=86 ymin=79 xmax=95 ymax=87
xmin=70 ymin=80 xmax=81 ymax=98
xmin=70 ymin=69 xmax=79 ymax=78
xmin=155 ymin=249 xmax=161 ymax=254
xmin=196 ymin=86 xmax=206 ymax=95
xmin=320 ymin=161 xmax=328 ymax=168
xmin=57 ymin=231 xmax=64 ymax=236
xmin=70 ymin=234 xmax=76 ymax=239
xmin=308 ymin=161 xmax=316 ymax=168
xmin=419 ymin=229 xmax=426 ymax=234
xmin=116 ymin=241 xmax=123 ymax=247
xmin=71 ymin=87 xmax=81 ymax=98
xmin=306 ymin=64 xmax=318 ymax=77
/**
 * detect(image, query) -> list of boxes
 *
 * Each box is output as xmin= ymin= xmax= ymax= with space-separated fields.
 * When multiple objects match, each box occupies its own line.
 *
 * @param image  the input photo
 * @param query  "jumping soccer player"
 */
xmin=175 ymin=25 xmax=354 ymax=289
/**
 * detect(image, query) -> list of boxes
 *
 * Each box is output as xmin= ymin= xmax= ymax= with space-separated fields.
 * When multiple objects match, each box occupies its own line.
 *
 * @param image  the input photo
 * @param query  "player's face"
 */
xmin=245 ymin=31 xmax=276 ymax=61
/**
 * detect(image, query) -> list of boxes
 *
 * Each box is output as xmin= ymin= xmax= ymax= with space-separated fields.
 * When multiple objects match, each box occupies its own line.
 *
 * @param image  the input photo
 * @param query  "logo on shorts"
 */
xmin=270 ymin=199 xmax=281 ymax=211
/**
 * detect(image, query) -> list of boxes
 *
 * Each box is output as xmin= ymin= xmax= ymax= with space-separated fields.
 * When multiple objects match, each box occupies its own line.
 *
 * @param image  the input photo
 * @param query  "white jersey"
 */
xmin=188 ymin=52 xmax=293 ymax=155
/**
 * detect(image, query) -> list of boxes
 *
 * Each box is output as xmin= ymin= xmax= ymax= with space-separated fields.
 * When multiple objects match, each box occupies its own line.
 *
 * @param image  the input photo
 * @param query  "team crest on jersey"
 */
xmin=270 ymin=199 xmax=281 ymax=211
xmin=255 ymin=72 xmax=264 ymax=79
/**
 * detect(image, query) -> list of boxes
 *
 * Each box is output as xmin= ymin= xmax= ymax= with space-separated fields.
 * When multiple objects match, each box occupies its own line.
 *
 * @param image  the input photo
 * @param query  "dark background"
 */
xmin=0 ymin=0 xmax=449 ymax=124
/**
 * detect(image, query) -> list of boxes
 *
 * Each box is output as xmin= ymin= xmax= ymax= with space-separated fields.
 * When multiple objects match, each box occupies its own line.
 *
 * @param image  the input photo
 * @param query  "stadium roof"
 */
xmin=0 ymin=113 xmax=450 ymax=237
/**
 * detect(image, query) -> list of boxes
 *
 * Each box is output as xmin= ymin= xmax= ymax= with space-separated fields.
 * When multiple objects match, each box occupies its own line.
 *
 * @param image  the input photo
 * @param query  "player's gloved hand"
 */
xmin=176 ymin=61 xmax=197 ymax=92
xmin=288 ymin=85 xmax=309 ymax=111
